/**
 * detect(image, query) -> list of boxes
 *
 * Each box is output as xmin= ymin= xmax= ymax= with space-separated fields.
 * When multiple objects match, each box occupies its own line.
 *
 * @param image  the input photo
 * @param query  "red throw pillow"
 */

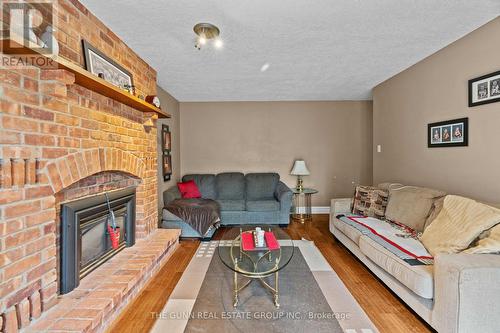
xmin=177 ymin=180 xmax=201 ymax=199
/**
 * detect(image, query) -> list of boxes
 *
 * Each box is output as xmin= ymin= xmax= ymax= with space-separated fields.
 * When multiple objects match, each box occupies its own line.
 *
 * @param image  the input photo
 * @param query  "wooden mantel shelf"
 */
xmin=1 ymin=38 xmax=170 ymax=118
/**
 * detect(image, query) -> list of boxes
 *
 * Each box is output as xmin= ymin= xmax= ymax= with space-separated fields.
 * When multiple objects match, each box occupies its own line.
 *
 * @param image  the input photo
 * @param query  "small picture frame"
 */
xmin=82 ymin=40 xmax=134 ymax=90
xmin=162 ymin=154 xmax=172 ymax=181
xmin=161 ymin=125 xmax=171 ymax=152
xmin=428 ymin=118 xmax=468 ymax=148
xmin=468 ymin=70 xmax=500 ymax=107
xmin=161 ymin=125 xmax=172 ymax=181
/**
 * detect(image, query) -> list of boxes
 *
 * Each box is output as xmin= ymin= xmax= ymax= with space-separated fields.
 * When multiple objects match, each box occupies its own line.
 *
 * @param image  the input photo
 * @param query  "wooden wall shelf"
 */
xmin=1 ymin=38 xmax=170 ymax=118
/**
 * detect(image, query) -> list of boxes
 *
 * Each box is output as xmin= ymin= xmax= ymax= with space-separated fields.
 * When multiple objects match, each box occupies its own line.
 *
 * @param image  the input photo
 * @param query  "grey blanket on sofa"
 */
xmin=165 ymin=199 xmax=221 ymax=236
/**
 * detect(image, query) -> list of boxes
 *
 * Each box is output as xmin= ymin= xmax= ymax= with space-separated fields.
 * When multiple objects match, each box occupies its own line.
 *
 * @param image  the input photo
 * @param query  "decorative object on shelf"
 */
xmin=290 ymin=159 xmax=310 ymax=191
xmin=40 ymin=25 xmax=59 ymax=55
xmin=161 ymin=125 xmax=172 ymax=181
xmin=82 ymin=39 xmax=133 ymax=89
xmin=193 ymin=22 xmax=223 ymax=50
xmin=123 ymin=84 xmax=136 ymax=95
xmin=469 ymin=70 xmax=500 ymax=107
xmin=146 ymin=95 xmax=161 ymax=108
xmin=135 ymin=87 xmax=146 ymax=100
xmin=428 ymin=117 xmax=468 ymax=148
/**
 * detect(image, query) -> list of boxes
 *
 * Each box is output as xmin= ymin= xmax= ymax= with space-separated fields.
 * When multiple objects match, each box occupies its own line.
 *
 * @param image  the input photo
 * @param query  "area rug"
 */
xmin=151 ymin=240 xmax=378 ymax=333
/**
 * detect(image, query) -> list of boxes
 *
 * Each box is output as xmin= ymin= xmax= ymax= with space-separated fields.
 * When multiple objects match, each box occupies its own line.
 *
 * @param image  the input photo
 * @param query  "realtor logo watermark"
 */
xmin=151 ymin=310 xmax=352 ymax=321
xmin=1 ymin=0 xmax=58 ymax=68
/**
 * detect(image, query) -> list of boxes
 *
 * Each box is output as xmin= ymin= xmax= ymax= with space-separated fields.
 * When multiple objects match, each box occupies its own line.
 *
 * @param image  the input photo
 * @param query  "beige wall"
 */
xmin=180 ymin=101 xmax=373 ymax=206
xmin=157 ymin=86 xmax=181 ymax=213
xmin=373 ymin=17 xmax=500 ymax=202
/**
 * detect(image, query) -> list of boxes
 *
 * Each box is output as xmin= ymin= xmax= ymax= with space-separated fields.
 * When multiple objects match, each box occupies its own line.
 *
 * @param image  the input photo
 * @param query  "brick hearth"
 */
xmin=25 ymin=229 xmax=180 ymax=333
xmin=0 ymin=0 xmax=177 ymax=331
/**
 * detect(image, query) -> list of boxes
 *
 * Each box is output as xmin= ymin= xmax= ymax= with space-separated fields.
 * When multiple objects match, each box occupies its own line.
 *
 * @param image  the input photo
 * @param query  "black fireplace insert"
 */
xmin=60 ymin=187 xmax=136 ymax=294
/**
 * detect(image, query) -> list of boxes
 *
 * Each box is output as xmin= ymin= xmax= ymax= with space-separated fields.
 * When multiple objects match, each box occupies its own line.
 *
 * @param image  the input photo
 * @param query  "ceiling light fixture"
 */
xmin=193 ymin=23 xmax=221 ymax=50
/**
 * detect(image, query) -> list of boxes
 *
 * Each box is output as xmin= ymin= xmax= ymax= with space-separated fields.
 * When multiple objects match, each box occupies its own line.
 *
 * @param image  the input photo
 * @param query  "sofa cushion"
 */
xmin=464 ymin=223 xmax=500 ymax=254
xmin=182 ymin=174 xmax=216 ymax=199
xmin=359 ymin=236 xmax=434 ymax=299
xmin=216 ymin=173 xmax=245 ymax=200
xmin=352 ymin=185 xmax=389 ymax=219
xmin=245 ymin=173 xmax=279 ymax=200
xmin=246 ymin=200 xmax=280 ymax=212
xmin=333 ymin=218 xmax=365 ymax=244
xmin=217 ymin=199 xmax=245 ymax=211
xmin=424 ymin=196 xmax=445 ymax=230
xmin=385 ymin=186 xmax=446 ymax=232
xmin=420 ymin=195 xmax=500 ymax=256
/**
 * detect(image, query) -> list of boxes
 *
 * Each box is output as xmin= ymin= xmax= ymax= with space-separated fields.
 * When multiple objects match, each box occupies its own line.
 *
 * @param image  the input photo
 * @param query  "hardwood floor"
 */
xmin=108 ymin=215 xmax=432 ymax=333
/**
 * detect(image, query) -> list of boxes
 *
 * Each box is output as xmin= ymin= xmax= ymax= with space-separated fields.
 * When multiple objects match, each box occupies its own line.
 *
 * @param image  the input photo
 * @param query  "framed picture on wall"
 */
xmin=468 ymin=70 xmax=500 ymax=107
xmin=82 ymin=40 xmax=134 ymax=91
xmin=161 ymin=125 xmax=172 ymax=181
xmin=428 ymin=118 xmax=468 ymax=148
xmin=163 ymin=154 xmax=172 ymax=181
xmin=161 ymin=125 xmax=171 ymax=152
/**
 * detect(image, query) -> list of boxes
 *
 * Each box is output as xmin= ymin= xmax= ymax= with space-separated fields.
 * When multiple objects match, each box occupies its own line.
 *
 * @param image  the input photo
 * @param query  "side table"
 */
xmin=291 ymin=188 xmax=318 ymax=223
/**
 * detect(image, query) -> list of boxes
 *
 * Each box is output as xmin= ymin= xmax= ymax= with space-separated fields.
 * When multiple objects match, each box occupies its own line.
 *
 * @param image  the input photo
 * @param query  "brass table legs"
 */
xmin=233 ymin=270 xmax=280 ymax=308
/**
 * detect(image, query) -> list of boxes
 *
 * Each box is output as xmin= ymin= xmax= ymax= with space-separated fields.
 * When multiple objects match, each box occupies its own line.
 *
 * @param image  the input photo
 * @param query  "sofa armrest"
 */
xmin=330 ymin=198 xmax=352 ymax=216
xmin=274 ymin=181 xmax=293 ymax=213
xmin=329 ymin=198 xmax=352 ymax=234
xmin=432 ymin=253 xmax=500 ymax=333
xmin=163 ymin=186 xmax=181 ymax=206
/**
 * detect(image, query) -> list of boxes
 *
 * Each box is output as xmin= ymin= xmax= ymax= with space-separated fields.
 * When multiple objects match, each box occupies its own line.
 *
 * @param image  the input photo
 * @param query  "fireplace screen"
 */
xmin=80 ymin=207 xmax=126 ymax=278
xmin=60 ymin=188 xmax=135 ymax=294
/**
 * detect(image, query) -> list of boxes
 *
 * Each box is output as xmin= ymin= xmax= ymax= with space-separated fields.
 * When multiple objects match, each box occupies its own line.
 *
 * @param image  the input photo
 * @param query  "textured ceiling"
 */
xmin=80 ymin=1 xmax=499 ymax=101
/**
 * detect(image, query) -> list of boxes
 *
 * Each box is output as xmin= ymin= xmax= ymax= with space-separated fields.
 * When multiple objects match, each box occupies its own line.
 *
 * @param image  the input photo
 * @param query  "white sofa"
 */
xmin=330 ymin=197 xmax=500 ymax=333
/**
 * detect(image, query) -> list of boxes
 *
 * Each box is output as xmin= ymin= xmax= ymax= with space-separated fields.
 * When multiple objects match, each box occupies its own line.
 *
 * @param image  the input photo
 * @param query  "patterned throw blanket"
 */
xmin=166 ymin=199 xmax=220 ymax=236
xmin=337 ymin=214 xmax=434 ymax=265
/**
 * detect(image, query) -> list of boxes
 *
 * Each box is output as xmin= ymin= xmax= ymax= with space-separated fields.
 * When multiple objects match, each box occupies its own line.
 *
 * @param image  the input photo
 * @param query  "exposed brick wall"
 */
xmin=54 ymin=0 xmax=157 ymax=95
xmin=0 ymin=0 xmax=157 ymax=96
xmin=55 ymin=171 xmax=140 ymax=204
xmin=0 ymin=1 xmax=161 ymax=330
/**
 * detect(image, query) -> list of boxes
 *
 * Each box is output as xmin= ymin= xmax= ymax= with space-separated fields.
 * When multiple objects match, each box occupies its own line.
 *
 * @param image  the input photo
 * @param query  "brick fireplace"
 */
xmin=0 ymin=1 xmax=179 ymax=331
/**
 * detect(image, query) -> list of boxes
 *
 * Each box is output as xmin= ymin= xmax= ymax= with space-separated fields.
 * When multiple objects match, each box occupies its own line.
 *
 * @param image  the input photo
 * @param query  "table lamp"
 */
xmin=290 ymin=160 xmax=310 ymax=191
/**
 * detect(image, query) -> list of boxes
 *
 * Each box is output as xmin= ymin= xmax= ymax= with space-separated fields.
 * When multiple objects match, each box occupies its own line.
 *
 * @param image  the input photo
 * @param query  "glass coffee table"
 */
xmin=217 ymin=226 xmax=294 ymax=308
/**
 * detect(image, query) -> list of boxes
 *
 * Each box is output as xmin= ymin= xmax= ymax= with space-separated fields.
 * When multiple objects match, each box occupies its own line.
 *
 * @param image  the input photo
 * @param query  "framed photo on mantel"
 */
xmin=468 ymin=70 xmax=500 ymax=107
xmin=82 ymin=40 xmax=134 ymax=91
xmin=428 ymin=118 xmax=468 ymax=148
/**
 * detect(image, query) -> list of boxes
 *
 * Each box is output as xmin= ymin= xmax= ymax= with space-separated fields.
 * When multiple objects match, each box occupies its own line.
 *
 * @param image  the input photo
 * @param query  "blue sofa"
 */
xmin=162 ymin=172 xmax=293 ymax=238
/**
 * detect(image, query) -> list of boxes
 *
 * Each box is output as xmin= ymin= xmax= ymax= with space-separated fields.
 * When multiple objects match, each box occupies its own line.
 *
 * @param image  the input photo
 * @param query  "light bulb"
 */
xmin=214 ymin=39 xmax=223 ymax=49
xmin=198 ymin=37 xmax=207 ymax=45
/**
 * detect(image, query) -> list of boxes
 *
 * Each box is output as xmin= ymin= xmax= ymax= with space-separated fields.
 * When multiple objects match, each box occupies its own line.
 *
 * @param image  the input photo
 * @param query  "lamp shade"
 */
xmin=290 ymin=160 xmax=310 ymax=176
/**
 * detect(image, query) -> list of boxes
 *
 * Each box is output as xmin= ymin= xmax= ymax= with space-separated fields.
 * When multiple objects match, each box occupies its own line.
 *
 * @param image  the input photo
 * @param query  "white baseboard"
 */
xmin=294 ymin=206 xmax=331 ymax=214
